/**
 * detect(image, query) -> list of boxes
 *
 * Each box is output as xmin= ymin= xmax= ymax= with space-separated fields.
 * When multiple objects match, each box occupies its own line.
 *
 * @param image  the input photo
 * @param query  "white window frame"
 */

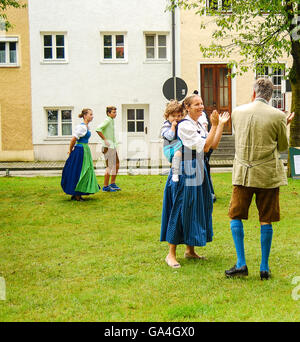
xmin=100 ymin=32 xmax=128 ymax=63
xmin=41 ymin=32 xmax=68 ymax=64
xmin=144 ymin=32 xmax=170 ymax=63
xmin=206 ymin=0 xmax=287 ymax=15
xmin=45 ymin=107 xmax=73 ymax=139
xmin=126 ymin=108 xmax=145 ymax=134
xmin=256 ymin=64 xmax=286 ymax=112
xmin=206 ymin=0 xmax=232 ymax=13
xmin=0 ymin=36 xmax=19 ymax=67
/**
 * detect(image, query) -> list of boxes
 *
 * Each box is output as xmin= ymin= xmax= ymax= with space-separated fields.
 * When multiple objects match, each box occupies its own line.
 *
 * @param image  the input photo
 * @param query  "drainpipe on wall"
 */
xmin=172 ymin=9 xmax=176 ymax=100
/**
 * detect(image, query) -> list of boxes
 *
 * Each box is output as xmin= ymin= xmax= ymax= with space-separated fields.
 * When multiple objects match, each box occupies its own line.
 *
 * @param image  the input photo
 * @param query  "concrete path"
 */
xmin=0 ymin=159 xmax=235 ymax=177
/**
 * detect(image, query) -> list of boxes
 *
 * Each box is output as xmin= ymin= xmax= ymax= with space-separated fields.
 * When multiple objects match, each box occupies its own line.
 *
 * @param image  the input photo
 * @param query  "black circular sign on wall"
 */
xmin=162 ymin=77 xmax=188 ymax=101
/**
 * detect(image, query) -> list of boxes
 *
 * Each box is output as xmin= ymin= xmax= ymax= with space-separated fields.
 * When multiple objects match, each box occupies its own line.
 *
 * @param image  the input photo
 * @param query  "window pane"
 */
xmin=44 ymin=48 xmax=52 ymax=59
xmin=47 ymin=110 xmax=58 ymax=122
xmin=136 ymin=121 xmax=144 ymax=132
xmin=220 ymin=67 xmax=228 ymax=86
xmin=44 ymin=35 xmax=52 ymax=47
xmin=209 ymin=0 xmax=218 ymax=10
xmin=264 ymin=66 xmax=269 ymax=75
xmin=204 ymin=88 xmax=209 ymax=106
xmin=116 ymin=35 xmax=124 ymax=46
xmin=116 ymin=47 xmax=124 ymax=59
xmin=127 ymin=121 xmax=135 ymax=132
xmin=146 ymin=47 xmax=155 ymax=59
xmin=0 ymin=42 xmax=6 ymax=63
xmin=220 ymin=87 xmax=228 ymax=107
xmin=204 ymin=68 xmax=213 ymax=87
xmin=220 ymin=68 xmax=224 ymax=87
xmin=9 ymin=42 xmax=16 ymax=63
xmin=104 ymin=35 xmax=112 ymax=46
xmin=136 ymin=109 xmax=144 ymax=120
xmin=9 ymin=42 xmax=16 ymax=51
xmin=62 ymin=110 xmax=72 ymax=121
xmin=158 ymin=35 xmax=166 ymax=46
xmin=273 ymin=67 xmax=282 ymax=75
xmin=209 ymin=87 xmax=213 ymax=106
xmin=146 ymin=35 xmax=155 ymax=47
xmin=56 ymin=35 xmax=64 ymax=47
xmin=272 ymin=91 xmax=283 ymax=109
xmin=104 ymin=47 xmax=112 ymax=59
xmin=224 ymin=69 xmax=228 ymax=86
xmin=222 ymin=0 xmax=232 ymax=11
xmin=220 ymin=88 xmax=223 ymax=107
xmin=127 ymin=109 xmax=135 ymax=120
xmin=158 ymin=47 xmax=166 ymax=59
xmin=56 ymin=47 xmax=65 ymax=59
xmin=48 ymin=124 xmax=58 ymax=136
xmin=62 ymin=123 xmax=72 ymax=136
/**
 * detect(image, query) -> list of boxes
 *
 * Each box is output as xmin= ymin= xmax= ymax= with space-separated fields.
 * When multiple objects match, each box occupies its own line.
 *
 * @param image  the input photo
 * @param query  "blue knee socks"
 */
xmin=260 ymin=224 xmax=273 ymax=272
xmin=230 ymin=219 xmax=246 ymax=268
xmin=230 ymin=221 xmax=273 ymax=271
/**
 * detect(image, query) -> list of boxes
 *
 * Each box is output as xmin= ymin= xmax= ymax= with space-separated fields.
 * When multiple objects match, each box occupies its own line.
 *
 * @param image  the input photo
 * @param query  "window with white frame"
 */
xmin=41 ymin=33 xmax=67 ymax=62
xmin=206 ymin=0 xmax=232 ymax=12
xmin=46 ymin=109 xmax=72 ymax=137
xmin=101 ymin=33 xmax=127 ymax=61
xmin=0 ymin=37 xmax=18 ymax=66
xmin=145 ymin=33 xmax=168 ymax=60
xmin=256 ymin=64 xmax=286 ymax=111
xmin=127 ymin=109 xmax=144 ymax=133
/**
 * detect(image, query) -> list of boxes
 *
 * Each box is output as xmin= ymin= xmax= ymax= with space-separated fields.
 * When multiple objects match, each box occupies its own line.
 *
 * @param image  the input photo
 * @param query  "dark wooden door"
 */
xmin=201 ymin=64 xmax=232 ymax=134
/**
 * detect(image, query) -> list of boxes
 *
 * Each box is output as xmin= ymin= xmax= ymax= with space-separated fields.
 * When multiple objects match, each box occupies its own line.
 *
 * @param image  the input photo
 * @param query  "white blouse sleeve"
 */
xmin=178 ymin=121 xmax=206 ymax=154
xmin=73 ymin=124 xmax=88 ymax=140
xmin=198 ymin=114 xmax=208 ymax=126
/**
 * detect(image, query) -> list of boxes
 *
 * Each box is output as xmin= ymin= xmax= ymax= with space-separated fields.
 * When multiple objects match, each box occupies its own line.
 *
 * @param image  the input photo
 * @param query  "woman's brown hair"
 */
xmin=78 ymin=108 xmax=92 ymax=118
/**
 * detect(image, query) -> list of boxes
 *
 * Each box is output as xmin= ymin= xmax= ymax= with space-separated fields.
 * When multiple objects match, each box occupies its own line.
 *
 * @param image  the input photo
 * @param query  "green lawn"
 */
xmin=0 ymin=173 xmax=300 ymax=322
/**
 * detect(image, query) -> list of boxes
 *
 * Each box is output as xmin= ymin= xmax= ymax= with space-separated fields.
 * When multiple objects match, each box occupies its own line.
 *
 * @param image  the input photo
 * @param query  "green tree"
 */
xmin=0 ymin=0 xmax=25 ymax=31
xmin=168 ymin=0 xmax=300 ymax=153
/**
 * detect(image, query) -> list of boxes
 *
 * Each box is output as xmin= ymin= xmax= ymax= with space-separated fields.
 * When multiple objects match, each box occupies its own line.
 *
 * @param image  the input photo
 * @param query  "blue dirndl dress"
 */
xmin=61 ymin=125 xmax=100 ymax=196
xmin=160 ymin=150 xmax=214 ymax=247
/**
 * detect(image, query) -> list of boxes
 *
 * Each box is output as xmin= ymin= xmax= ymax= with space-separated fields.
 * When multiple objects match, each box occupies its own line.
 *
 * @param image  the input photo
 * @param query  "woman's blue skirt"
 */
xmin=160 ymin=157 xmax=214 ymax=247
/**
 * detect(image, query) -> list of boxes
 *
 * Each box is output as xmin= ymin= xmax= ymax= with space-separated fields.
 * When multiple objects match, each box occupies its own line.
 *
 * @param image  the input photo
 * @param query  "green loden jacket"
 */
xmin=232 ymin=98 xmax=288 ymax=189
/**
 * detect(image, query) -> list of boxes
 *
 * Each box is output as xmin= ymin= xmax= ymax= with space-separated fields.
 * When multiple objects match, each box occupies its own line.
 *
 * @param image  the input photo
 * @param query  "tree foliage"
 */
xmin=168 ymin=0 xmax=300 ymax=77
xmin=168 ymin=0 xmax=300 ymax=150
xmin=0 ymin=0 xmax=25 ymax=31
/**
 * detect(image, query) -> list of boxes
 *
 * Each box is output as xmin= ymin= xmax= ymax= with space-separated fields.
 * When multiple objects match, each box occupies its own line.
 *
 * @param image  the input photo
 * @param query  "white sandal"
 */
xmin=165 ymin=256 xmax=181 ymax=269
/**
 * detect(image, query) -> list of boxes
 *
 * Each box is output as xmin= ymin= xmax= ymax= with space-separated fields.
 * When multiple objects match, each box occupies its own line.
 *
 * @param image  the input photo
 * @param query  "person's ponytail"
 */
xmin=78 ymin=108 xmax=91 ymax=118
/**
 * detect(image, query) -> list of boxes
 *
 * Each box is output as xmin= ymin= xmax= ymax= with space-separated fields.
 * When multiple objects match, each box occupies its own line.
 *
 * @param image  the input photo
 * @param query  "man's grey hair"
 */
xmin=254 ymin=78 xmax=274 ymax=101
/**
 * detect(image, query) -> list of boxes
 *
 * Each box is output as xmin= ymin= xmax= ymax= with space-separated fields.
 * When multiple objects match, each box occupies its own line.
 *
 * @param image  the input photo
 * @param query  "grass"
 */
xmin=0 ymin=173 xmax=300 ymax=322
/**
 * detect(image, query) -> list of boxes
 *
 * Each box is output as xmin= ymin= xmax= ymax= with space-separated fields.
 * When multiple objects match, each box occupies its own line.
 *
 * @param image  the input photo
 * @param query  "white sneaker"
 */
xmin=172 ymin=174 xmax=179 ymax=182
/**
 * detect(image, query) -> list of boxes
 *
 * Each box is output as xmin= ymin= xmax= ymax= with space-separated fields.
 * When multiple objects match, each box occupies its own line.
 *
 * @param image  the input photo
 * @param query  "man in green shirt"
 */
xmin=96 ymin=106 xmax=120 ymax=192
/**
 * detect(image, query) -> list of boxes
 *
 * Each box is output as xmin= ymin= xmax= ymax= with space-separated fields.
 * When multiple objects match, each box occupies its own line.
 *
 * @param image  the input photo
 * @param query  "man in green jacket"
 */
xmin=96 ymin=106 xmax=120 ymax=192
xmin=225 ymin=78 xmax=294 ymax=280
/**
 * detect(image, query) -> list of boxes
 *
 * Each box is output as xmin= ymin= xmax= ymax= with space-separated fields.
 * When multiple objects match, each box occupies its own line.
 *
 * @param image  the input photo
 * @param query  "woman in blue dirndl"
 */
xmin=161 ymin=94 xmax=229 ymax=268
xmin=61 ymin=108 xmax=100 ymax=201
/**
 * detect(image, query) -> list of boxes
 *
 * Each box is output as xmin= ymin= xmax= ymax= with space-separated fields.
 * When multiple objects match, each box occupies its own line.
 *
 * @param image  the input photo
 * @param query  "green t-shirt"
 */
xmin=96 ymin=116 xmax=117 ymax=149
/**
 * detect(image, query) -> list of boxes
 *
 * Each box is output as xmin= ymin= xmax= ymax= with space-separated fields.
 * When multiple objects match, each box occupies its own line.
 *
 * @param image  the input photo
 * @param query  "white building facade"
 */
xmin=28 ymin=0 xmax=181 ymax=164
